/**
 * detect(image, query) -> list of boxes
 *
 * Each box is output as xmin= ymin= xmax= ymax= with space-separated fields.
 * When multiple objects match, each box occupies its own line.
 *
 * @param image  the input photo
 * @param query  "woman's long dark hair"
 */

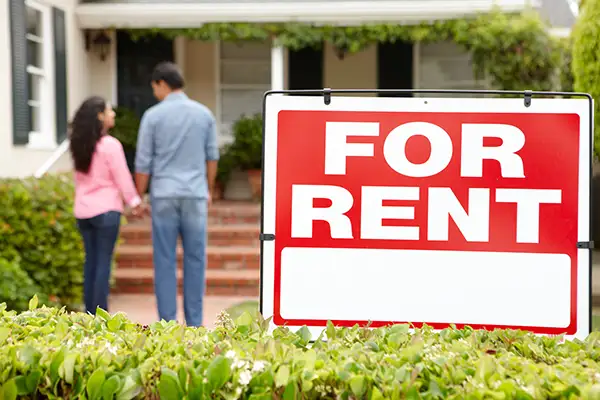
xmin=69 ymin=96 xmax=107 ymax=173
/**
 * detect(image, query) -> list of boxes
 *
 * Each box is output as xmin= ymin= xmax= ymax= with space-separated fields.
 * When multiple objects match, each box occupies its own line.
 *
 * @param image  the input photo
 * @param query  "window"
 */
xmin=24 ymin=0 xmax=55 ymax=147
xmin=218 ymin=41 xmax=271 ymax=145
xmin=416 ymin=41 xmax=489 ymax=98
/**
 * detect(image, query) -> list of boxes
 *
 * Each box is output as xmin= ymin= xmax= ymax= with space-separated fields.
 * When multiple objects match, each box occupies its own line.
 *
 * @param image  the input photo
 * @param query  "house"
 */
xmin=0 ymin=0 xmax=579 ymax=179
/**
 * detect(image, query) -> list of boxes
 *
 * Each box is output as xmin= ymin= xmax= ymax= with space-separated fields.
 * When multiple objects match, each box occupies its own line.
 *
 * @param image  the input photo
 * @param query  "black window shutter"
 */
xmin=9 ymin=0 xmax=29 ymax=145
xmin=377 ymin=42 xmax=414 ymax=97
xmin=288 ymin=46 xmax=324 ymax=92
xmin=53 ymin=7 xmax=68 ymax=143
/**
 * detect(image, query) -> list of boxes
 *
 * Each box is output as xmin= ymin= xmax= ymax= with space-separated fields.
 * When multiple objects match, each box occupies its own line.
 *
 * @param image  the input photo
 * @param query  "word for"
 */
xmin=290 ymin=121 xmax=562 ymax=244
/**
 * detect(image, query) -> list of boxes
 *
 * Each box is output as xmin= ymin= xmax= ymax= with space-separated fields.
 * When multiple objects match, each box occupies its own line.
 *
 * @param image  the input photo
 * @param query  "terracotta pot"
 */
xmin=247 ymin=169 xmax=262 ymax=200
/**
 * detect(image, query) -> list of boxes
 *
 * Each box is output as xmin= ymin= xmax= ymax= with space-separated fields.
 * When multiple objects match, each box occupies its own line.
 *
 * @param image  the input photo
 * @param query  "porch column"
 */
xmin=271 ymin=45 xmax=285 ymax=92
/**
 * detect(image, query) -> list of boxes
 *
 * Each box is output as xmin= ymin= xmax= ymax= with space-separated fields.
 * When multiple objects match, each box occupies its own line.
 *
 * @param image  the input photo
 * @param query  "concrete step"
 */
xmin=113 ymin=268 xmax=260 ymax=297
xmin=116 ymin=245 xmax=259 ymax=270
xmin=120 ymin=224 xmax=260 ymax=247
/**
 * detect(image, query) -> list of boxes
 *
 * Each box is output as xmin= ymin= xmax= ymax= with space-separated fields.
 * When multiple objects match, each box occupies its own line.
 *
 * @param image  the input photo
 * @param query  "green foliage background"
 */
xmin=0 ymin=174 xmax=84 ymax=308
xmin=572 ymin=0 xmax=600 ymax=157
xmin=130 ymin=9 xmax=566 ymax=93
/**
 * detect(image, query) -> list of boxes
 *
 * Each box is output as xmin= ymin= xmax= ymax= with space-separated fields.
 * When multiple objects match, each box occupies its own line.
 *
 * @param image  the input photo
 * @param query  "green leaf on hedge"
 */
xmin=283 ymin=381 xmax=298 ymax=400
xmin=116 ymin=375 xmax=141 ymax=400
xmin=96 ymin=308 xmax=111 ymax=322
xmin=296 ymin=326 xmax=311 ymax=345
xmin=158 ymin=368 xmax=183 ymax=400
xmin=28 ymin=295 xmax=38 ymax=310
xmin=49 ymin=348 xmax=66 ymax=383
xmin=275 ymin=365 xmax=290 ymax=387
xmin=1 ymin=379 xmax=17 ymax=400
xmin=236 ymin=311 xmax=253 ymax=327
xmin=102 ymin=375 xmax=120 ymax=400
xmin=59 ymin=353 xmax=77 ymax=384
xmin=350 ymin=375 xmax=366 ymax=397
xmin=371 ymin=387 xmax=385 ymax=400
xmin=0 ymin=328 xmax=9 ymax=345
xmin=206 ymin=356 xmax=231 ymax=391
xmin=14 ymin=376 xmax=28 ymax=396
xmin=87 ymin=369 xmax=106 ymax=400
xmin=107 ymin=315 xmax=122 ymax=332
xmin=17 ymin=345 xmax=41 ymax=367
xmin=25 ymin=370 xmax=41 ymax=393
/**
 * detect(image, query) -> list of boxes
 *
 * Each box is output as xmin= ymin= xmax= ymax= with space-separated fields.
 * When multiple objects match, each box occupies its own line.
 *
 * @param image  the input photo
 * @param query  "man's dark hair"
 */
xmin=151 ymin=61 xmax=185 ymax=89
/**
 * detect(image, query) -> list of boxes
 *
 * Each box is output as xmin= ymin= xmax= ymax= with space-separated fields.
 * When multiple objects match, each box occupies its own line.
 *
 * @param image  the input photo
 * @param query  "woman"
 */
xmin=69 ymin=96 xmax=143 ymax=315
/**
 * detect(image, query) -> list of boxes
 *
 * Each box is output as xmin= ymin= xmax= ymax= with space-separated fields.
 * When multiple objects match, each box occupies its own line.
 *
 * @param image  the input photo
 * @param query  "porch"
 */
xmin=89 ymin=31 xmax=487 ymax=148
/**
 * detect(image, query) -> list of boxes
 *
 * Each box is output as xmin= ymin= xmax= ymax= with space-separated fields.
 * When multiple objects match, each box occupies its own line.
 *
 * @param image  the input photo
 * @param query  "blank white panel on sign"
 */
xmin=279 ymin=247 xmax=571 ymax=328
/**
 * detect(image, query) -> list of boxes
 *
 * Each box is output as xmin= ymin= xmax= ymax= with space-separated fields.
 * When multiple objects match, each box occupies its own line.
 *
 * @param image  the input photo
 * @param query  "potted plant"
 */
xmin=110 ymin=107 xmax=140 ymax=174
xmin=229 ymin=113 xmax=263 ymax=200
xmin=214 ymin=145 xmax=235 ymax=201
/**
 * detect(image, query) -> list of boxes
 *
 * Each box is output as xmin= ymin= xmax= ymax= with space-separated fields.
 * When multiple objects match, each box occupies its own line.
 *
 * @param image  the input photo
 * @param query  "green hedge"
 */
xmin=2 ymin=300 xmax=600 ymax=399
xmin=0 ymin=259 xmax=49 ymax=313
xmin=0 ymin=174 xmax=84 ymax=308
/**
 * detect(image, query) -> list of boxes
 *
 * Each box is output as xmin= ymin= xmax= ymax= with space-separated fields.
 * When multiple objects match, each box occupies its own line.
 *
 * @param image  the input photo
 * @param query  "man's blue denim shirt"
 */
xmin=135 ymin=92 xmax=219 ymax=199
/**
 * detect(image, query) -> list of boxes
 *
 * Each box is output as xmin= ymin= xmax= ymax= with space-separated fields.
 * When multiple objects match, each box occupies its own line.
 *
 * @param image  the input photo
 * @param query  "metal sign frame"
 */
xmin=258 ymin=88 xmax=595 ymax=335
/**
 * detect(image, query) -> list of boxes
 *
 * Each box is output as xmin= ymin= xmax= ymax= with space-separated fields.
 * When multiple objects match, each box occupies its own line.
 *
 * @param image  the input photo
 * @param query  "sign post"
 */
xmin=259 ymin=90 xmax=594 ymax=340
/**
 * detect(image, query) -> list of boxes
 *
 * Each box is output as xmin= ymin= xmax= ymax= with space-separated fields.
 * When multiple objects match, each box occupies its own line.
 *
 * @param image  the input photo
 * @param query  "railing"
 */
xmin=34 ymin=139 xmax=70 ymax=178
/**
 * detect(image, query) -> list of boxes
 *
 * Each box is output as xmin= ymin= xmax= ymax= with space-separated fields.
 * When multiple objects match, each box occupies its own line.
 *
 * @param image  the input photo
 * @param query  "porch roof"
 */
xmin=75 ymin=0 xmax=536 ymax=29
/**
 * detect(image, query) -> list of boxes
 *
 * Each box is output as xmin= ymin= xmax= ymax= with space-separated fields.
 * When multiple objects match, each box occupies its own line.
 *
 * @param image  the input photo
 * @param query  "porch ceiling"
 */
xmin=76 ymin=0 xmax=535 ymax=29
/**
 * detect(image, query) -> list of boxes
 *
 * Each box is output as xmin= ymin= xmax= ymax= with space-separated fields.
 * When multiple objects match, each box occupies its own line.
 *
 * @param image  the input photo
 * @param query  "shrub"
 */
xmin=0 ymin=174 xmax=84 ymax=308
xmin=2 ymin=301 xmax=600 ymax=399
xmin=0 ymin=258 xmax=49 ymax=312
xmin=572 ymin=0 xmax=600 ymax=158
xmin=111 ymin=107 xmax=141 ymax=151
xmin=229 ymin=113 xmax=263 ymax=171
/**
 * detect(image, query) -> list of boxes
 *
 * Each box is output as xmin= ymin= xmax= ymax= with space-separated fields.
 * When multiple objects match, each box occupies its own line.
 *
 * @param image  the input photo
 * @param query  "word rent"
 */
xmin=291 ymin=121 xmax=562 ymax=244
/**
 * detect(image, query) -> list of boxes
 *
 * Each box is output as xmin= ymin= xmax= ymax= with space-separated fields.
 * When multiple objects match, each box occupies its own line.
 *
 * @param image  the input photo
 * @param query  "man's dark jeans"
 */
xmin=76 ymin=211 xmax=121 ymax=314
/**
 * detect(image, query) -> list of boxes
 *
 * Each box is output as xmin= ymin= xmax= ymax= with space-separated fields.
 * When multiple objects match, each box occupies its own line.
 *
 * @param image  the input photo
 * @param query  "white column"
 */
xmin=174 ymin=36 xmax=187 ymax=78
xmin=271 ymin=45 xmax=285 ymax=92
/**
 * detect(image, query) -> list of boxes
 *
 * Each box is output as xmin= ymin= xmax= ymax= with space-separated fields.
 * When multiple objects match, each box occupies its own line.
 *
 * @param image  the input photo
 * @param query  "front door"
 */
xmin=116 ymin=31 xmax=174 ymax=117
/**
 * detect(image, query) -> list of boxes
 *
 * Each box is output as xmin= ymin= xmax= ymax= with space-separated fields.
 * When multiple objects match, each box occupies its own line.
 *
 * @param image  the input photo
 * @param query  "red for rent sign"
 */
xmin=260 ymin=95 xmax=592 ymax=340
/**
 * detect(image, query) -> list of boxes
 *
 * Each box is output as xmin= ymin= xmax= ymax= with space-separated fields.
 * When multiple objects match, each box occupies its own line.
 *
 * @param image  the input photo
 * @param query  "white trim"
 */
xmin=110 ymin=30 xmax=118 ymax=106
xmin=33 ymin=138 xmax=71 ymax=177
xmin=215 ymin=41 xmax=223 ymax=145
xmin=271 ymin=46 xmax=285 ymax=92
xmin=412 ymin=41 xmax=420 ymax=91
xmin=75 ymin=0 xmax=535 ymax=28
xmin=174 ymin=36 xmax=186 ymax=78
xmin=25 ymin=0 xmax=57 ymax=149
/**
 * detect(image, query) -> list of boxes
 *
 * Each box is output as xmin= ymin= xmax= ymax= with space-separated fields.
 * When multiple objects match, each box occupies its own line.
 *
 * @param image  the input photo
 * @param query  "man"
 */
xmin=135 ymin=61 xmax=219 ymax=327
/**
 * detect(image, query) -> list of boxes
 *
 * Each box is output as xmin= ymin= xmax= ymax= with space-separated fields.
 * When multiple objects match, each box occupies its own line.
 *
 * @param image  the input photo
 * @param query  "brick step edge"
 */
xmin=113 ymin=269 xmax=259 ymax=297
xmin=116 ymin=246 xmax=259 ymax=270
xmin=120 ymin=225 xmax=260 ymax=246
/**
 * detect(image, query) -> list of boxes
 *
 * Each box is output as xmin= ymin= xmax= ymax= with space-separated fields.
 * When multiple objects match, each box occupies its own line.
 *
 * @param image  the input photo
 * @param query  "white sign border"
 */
xmin=260 ymin=94 xmax=592 ymax=341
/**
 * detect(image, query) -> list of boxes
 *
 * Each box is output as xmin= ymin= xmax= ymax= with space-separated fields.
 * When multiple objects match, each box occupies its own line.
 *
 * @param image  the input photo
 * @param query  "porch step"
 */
xmin=117 ymin=245 xmax=259 ymax=270
xmin=115 ymin=200 xmax=261 ymax=296
xmin=120 ymin=224 xmax=260 ymax=247
xmin=113 ymin=268 xmax=260 ymax=297
xmin=208 ymin=201 xmax=260 ymax=225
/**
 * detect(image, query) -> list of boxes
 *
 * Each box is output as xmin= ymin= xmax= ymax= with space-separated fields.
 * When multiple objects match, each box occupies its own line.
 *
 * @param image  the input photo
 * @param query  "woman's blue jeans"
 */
xmin=76 ymin=211 xmax=121 ymax=314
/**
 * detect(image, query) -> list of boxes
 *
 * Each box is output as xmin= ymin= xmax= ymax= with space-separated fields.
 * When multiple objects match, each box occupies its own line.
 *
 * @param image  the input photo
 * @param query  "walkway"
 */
xmin=108 ymin=294 xmax=255 ymax=328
